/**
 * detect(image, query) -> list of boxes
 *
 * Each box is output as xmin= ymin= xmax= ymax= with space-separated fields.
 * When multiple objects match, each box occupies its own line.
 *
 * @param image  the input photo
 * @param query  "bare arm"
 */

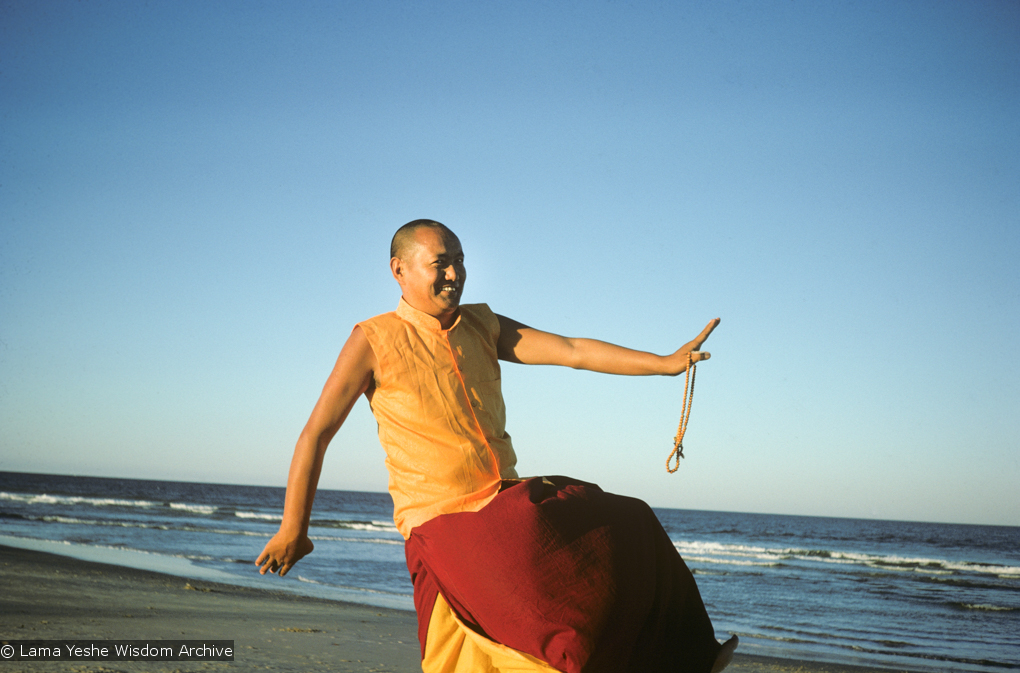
xmin=496 ymin=315 xmax=720 ymax=376
xmin=255 ymin=326 xmax=376 ymax=576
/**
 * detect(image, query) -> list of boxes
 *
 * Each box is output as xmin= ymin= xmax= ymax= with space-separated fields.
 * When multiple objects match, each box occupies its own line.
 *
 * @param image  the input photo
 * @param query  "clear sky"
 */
xmin=1 ymin=1 xmax=1017 ymax=526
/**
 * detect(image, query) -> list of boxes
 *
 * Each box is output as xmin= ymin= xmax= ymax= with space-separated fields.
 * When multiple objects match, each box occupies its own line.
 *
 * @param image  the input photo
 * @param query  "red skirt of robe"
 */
xmin=404 ymin=476 xmax=722 ymax=673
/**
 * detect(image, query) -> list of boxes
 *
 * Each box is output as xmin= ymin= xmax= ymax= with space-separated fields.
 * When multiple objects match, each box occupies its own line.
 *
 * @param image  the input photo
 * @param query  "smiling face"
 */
xmin=390 ymin=225 xmax=465 ymax=328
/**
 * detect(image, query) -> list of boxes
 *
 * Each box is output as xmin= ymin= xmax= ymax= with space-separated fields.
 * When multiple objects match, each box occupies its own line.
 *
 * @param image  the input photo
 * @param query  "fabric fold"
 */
xmin=406 ymin=477 xmax=722 ymax=673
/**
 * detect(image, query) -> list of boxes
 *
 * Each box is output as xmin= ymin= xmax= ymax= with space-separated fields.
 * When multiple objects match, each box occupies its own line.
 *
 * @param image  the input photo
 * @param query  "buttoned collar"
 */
xmin=396 ymin=297 xmax=462 ymax=333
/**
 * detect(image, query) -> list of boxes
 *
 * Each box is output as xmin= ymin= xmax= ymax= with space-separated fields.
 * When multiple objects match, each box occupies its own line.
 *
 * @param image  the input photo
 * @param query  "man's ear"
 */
xmin=390 ymin=256 xmax=403 ymax=282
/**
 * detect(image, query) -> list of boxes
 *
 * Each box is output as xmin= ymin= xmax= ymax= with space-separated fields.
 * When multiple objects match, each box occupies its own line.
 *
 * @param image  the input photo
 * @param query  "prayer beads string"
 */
xmin=666 ymin=352 xmax=696 ymax=473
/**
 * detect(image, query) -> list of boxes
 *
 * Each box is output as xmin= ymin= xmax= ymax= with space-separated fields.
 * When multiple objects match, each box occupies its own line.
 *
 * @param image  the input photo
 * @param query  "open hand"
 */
xmin=665 ymin=318 xmax=720 ymax=375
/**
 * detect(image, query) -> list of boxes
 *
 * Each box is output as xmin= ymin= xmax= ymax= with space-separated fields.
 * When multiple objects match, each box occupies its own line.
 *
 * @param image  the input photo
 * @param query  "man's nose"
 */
xmin=444 ymin=264 xmax=458 ymax=281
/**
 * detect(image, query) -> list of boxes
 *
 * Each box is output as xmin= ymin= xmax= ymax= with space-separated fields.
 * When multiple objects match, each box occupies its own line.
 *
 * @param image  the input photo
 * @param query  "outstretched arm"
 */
xmin=255 ymin=326 xmax=376 ymax=577
xmin=496 ymin=315 xmax=719 ymax=376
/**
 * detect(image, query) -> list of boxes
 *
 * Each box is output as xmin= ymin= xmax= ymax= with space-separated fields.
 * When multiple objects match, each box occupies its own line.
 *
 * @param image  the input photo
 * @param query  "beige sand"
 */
xmin=1 ymin=545 xmax=909 ymax=673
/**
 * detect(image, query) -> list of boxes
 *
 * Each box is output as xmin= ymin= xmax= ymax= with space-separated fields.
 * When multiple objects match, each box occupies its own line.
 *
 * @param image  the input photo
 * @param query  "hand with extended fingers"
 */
xmin=663 ymin=318 xmax=720 ymax=376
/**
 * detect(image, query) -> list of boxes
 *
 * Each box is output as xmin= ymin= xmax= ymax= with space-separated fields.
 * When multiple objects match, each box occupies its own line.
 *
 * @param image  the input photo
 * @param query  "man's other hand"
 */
xmin=255 ymin=532 xmax=314 ymax=577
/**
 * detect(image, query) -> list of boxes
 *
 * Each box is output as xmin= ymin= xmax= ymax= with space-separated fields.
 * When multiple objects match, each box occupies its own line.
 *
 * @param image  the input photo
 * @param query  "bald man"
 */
xmin=258 ymin=220 xmax=737 ymax=673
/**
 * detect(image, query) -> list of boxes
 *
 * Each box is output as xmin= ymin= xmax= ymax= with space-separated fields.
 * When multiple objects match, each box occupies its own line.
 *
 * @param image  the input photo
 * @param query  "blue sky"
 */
xmin=1 ymin=0 xmax=1017 ymax=526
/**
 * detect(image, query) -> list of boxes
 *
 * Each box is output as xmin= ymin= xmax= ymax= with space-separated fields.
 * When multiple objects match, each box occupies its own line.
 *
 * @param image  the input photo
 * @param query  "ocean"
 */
xmin=1 ymin=471 xmax=1016 ymax=672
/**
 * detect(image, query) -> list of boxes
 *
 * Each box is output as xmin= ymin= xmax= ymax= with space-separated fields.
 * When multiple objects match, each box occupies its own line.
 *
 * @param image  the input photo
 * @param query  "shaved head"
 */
xmin=390 ymin=219 xmax=456 ymax=260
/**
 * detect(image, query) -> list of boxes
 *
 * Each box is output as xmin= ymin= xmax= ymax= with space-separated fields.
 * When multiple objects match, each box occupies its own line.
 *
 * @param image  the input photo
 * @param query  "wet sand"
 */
xmin=0 ymin=544 xmax=911 ymax=672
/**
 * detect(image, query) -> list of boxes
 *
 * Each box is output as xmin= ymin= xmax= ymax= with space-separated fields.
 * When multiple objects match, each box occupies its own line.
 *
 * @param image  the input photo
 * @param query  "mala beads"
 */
xmin=666 ymin=352 xmax=696 ymax=473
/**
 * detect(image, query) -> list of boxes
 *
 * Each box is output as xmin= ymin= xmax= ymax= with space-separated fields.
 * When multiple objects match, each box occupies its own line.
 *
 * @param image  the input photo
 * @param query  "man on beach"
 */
xmin=257 ymin=220 xmax=738 ymax=673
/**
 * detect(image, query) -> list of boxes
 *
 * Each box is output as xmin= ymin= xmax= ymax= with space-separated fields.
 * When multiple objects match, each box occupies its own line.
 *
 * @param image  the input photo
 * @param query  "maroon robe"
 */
xmin=404 ymin=476 xmax=723 ymax=673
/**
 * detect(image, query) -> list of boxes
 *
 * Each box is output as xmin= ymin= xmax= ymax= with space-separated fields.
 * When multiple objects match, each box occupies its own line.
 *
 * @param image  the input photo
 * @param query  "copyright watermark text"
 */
xmin=1 ymin=640 xmax=233 ymax=661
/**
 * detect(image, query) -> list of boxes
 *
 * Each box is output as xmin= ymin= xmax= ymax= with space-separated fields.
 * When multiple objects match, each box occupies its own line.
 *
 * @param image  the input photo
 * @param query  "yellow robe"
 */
xmin=359 ymin=300 xmax=551 ymax=672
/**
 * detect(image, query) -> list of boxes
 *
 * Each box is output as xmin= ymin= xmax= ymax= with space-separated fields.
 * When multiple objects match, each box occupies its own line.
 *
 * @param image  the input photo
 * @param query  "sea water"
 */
xmin=1 ymin=471 xmax=1016 ymax=672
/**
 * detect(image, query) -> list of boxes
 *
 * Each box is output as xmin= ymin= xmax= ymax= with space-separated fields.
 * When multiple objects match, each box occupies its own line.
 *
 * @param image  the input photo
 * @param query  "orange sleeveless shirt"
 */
xmin=358 ymin=299 xmax=519 ymax=539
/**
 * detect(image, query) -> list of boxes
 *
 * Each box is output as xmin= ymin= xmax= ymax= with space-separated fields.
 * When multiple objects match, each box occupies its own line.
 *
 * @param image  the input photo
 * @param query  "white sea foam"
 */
xmin=672 ymin=539 xmax=1020 ymax=579
xmin=169 ymin=502 xmax=218 ymax=515
xmin=683 ymin=555 xmax=780 ymax=567
xmin=36 ymin=515 xmax=173 ymax=531
xmin=307 ymin=535 xmax=403 ymax=545
xmin=39 ymin=515 xmax=109 ymax=525
xmin=30 ymin=515 xmax=276 ymax=538
xmin=235 ymin=511 xmax=282 ymax=521
xmin=229 ymin=513 xmax=401 ymax=538
xmin=946 ymin=561 xmax=1020 ymax=576
xmin=341 ymin=522 xmax=399 ymax=532
xmin=208 ymin=528 xmax=271 ymax=537
xmin=961 ymin=603 xmax=1014 ymax=612
xmin=306 ymin=519 xmax=400 ymax=533
xmin=1 ymin=491 xmax=158 ymax=508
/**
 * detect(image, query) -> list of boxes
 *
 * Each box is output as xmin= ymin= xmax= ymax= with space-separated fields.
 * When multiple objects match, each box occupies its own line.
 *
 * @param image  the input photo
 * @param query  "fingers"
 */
xmin=256 ymin=548 xmax=282 ymax=576
xmin=258 ymin=557 xmax=284 ymax=575
xmin=693 ymin=351 xmax=711 ymax=363
xmin=692 ymin=318 xmax=721 ymax=348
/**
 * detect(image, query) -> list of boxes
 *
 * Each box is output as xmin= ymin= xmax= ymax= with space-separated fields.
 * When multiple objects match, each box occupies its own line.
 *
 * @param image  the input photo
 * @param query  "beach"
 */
xmin=5 ymin=472 xmax=1017 ymax=672
xmin=1 ymin=545 xmax=913 ymax=673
